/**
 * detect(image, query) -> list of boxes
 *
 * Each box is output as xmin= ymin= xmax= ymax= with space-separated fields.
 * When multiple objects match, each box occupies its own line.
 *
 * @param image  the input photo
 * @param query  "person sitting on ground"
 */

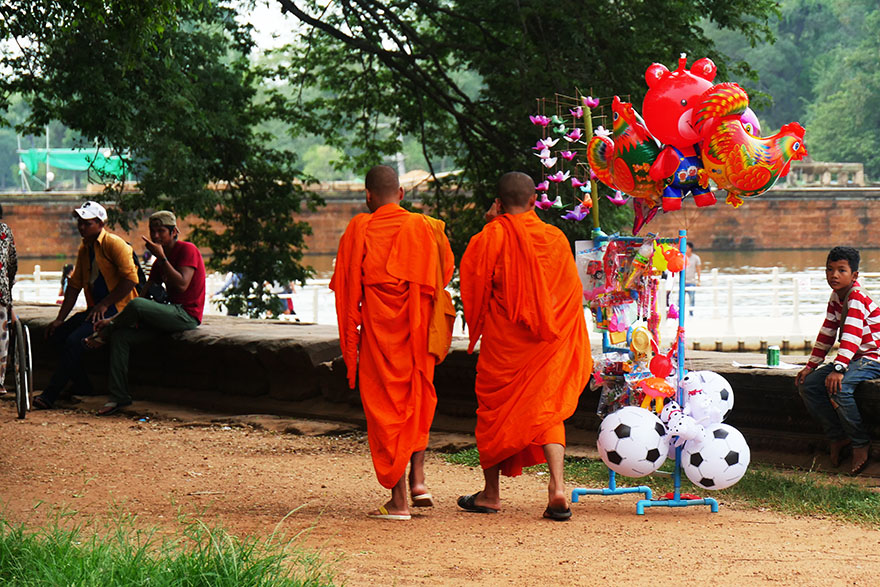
xmin=34 ymin=202 xmax=138 ymax=409
xmin=796 ymin=246 xmax=880 ymax=476
xmin=87 ymin=210 xmax=206 ymax=415
xmin=457 ymin=171 xmax=593 ymax=521
xmin=0 ymin=204 xmax=18 ymax=395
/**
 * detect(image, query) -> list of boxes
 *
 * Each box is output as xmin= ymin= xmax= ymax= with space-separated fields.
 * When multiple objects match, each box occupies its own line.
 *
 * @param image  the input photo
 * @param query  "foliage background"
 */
xmin=0 ymin=0 xmax=877 ymax=297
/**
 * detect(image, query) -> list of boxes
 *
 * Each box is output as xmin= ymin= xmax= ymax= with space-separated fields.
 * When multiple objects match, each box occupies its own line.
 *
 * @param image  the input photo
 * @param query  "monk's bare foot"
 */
xmin=547 ymin=489 xmax=568 ymax=511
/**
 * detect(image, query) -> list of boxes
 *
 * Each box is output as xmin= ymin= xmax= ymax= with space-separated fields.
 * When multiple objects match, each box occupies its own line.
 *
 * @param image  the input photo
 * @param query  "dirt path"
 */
xmin=2 ymin=398 xmax=879 ymax=586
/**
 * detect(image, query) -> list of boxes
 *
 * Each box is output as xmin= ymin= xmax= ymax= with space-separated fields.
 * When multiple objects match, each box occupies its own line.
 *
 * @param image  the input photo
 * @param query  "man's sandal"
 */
xmin=32 ymin=396 xmax=52 ymax=410
xmin=83 ymin=331 xmax=108 ymax=349
xmin=411 ymin=492 xmax=434 ymax=508
xmin=366 ymin=505 xmax=411 ymax=521
xmin=96 ymin=402 xmax=129 ymax=416
xmin=851 ymin=446 xmax=870 ymax=476
xmin=456 ymin=492 xmax=499 ymax=514
xmin=830 ymin=439 xmax=852 ymax=468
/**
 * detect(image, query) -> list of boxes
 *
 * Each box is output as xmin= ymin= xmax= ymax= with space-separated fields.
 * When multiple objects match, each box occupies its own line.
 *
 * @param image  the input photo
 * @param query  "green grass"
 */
xmin=0 ymin=508 xmax=337 ymax=586
xmin=444 ymin=447 xmax=880 ymax=527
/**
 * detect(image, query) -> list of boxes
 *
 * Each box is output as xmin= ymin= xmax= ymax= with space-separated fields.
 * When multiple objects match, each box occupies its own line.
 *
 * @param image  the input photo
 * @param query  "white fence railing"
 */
xmin=13 ymin=265 xmax=865 ymax=339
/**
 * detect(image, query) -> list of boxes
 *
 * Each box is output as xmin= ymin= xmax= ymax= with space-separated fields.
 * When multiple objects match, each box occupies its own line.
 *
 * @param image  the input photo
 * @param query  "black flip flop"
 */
xmin=457 ymin=492 xmax=498 ymax=514
xmin=32 ymin=396 xmax=52 ymax=410
xmin=96 ymin=402 xmax=130 ymax=416
xmin=543 ymin=506 xmax=572 ymax=521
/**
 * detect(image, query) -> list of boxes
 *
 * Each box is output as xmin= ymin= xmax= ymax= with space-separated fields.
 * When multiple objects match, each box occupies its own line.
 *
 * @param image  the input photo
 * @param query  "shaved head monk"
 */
xmin=330 ymin=165 xmax=454 ymax=521
xmin=458 ymin=171 xmax=592 ymax=521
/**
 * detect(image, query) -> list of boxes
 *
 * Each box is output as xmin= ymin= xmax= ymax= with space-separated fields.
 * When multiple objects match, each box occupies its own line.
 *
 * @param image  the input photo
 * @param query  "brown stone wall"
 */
xmin=5 ymin=187 xmax=880 ymax=260
xmin=644 ymin=188 xmax=880 ymax=250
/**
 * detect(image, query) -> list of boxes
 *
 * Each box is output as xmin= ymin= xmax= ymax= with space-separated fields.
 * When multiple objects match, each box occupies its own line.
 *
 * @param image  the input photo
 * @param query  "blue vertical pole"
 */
xmin=674 ymin=230 xmax=687 ymax=500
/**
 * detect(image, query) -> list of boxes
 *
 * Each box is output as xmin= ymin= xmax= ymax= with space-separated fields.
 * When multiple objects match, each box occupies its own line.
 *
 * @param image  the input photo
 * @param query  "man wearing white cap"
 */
xmin=33 ymin=201 xmax=139 ymax=410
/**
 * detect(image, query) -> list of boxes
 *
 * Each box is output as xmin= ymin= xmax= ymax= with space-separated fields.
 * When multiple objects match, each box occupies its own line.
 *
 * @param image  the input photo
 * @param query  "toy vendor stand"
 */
xmin=571 ymin=229 xmax=719 ymax=515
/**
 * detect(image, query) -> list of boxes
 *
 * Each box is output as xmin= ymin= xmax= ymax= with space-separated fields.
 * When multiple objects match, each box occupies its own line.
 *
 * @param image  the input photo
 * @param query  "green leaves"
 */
xmin=274 ymin=0 xmax=779 ymax=246
xmin=0 ymin=1 xmax=324 ymax=316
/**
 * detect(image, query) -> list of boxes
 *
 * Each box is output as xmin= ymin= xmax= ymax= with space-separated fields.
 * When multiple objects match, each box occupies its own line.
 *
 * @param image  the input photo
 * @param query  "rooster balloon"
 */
xmin=586 ymin=96 xmax=666 ymax=208
xmin=693 ymin=83 xmax=808 ymax=207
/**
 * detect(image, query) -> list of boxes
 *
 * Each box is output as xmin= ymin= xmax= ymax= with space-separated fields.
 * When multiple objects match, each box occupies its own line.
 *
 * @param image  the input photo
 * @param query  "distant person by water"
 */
xmin=684 ymin=242 xmax=701 ymax=316
xmin=56 ymin=263 xmax=74 ymax=304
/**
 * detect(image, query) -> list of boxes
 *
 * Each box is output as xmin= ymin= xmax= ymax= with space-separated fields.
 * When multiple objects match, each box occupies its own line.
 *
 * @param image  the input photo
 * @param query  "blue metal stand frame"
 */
xmin=571 ymin=229 xmax=719 ymax=515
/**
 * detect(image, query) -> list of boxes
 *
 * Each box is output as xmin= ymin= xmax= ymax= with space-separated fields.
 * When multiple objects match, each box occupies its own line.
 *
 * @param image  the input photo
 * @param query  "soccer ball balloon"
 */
xmin=682 ymin=423 xmax=750 ymax=490
xmin=680 ymin=370 xmax=735 ymax=421
xmin=597 ymin=406 xmax=668 ymax=477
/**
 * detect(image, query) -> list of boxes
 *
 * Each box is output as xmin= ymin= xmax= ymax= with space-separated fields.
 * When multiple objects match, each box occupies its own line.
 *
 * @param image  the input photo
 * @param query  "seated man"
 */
xmin=89 ymin=210 xmax=206 ymax=415
xmin=34 ymin=201 xmax=138 ymax=409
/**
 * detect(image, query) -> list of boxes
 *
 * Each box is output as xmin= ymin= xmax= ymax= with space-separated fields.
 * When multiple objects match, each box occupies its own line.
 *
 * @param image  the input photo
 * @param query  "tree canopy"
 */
xmin=0 ymin=0 xmax=322 ymax=316
xmin=273 ymin=0 xmax=779 ymax=250
xmin=706 ymin=0 xmax=880 ymax=181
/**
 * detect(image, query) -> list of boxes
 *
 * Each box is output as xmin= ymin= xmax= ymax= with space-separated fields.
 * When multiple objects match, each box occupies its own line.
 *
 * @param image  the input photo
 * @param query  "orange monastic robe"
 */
xmin=460 ymin=210 xmax=592 ymax=476
xmin=330 ymin=203 xmax=454 ymax=488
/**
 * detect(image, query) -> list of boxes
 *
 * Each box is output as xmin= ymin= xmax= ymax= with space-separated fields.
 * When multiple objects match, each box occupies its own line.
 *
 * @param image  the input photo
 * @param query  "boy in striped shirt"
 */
xmin=795 ymin=247 xmax=880 ymax=475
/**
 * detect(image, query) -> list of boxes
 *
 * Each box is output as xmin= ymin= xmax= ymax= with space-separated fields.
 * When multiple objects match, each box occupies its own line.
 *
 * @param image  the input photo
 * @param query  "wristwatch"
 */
xmin=833 ymin=363 xmax=846 ymax=374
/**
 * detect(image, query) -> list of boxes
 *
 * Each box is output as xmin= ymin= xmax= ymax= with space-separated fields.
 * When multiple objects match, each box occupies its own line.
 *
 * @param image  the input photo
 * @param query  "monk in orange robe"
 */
xmin=457 ymin=171 xmax=592 ymax=521
xmin=330 ymin=165 xmax=454 ymax=521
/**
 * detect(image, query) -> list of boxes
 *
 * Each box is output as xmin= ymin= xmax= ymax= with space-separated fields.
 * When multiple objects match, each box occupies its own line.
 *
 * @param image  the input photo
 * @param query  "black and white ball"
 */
xmin=597 ymin=406 xmax=668 ymax=478
xmin=680 ymin=370 xmax=735 ymax=421
xmin=681 ymin=423 xmax=750 ymax=490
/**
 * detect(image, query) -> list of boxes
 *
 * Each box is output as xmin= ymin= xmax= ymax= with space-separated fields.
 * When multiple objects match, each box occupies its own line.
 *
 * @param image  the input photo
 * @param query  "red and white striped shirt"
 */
xmin=808 ymin=282 xmax=880 ymax=370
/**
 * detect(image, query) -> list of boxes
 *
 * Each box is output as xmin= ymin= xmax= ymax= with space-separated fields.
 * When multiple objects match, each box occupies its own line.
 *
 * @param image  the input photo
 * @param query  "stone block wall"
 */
xmin=645 ymin=189 xmax=880 ymax=250
xmin=17 ymin=303 xmax=880 ymax=458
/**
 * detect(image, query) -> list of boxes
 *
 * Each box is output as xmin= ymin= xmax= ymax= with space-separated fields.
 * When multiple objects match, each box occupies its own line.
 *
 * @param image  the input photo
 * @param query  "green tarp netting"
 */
xmin=19 ymin=148 xmax=127 ymax=179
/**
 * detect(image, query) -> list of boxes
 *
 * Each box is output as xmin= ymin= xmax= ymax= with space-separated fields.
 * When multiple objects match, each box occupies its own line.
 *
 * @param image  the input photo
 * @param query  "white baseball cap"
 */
xmin=73 ymin=201 xmax=108 ymax=222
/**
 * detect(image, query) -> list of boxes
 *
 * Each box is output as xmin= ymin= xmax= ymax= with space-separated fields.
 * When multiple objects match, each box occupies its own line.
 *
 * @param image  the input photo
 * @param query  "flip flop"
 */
xmin=851 ymin=446 xmax=870 ymax=476
xmin=411 ymin=493 xmax=434 ymax=508
xmin=543 ymin=506 xmax=572 ymax=521
xmin=32 ymin=396 xmax=52 ymax=410
xmin=457 ymin=492 xmax=498 ymax=514
xmin=96 ymin=402 xmax=130 ymax=416
xmin=82 ymin=331 xmax=108 ymax=349
xmin=366 ymin=505 xmax=411 ymax=521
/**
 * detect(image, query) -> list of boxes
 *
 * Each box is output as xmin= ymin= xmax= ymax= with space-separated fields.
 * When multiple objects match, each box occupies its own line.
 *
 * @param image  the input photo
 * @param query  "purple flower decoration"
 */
xmin=530 ymin=115 xmax=551 ymax=127
xmin=564 ymin=128 xmax=583 ymax=142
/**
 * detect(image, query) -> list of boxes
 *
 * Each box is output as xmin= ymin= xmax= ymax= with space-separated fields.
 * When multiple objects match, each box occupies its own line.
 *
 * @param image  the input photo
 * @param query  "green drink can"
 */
xmin=767 ymin=345 xmax=780 ymax=366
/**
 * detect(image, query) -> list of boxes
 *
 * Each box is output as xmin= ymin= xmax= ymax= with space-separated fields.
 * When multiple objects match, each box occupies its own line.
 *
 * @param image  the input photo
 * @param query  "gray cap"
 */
xmin=149 ymin=210 xmax=177 ymax=228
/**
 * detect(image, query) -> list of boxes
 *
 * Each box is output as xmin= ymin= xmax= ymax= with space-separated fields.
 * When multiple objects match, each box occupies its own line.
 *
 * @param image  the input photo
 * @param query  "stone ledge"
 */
xmin=17 ymin=304 xmax=880 ymax=460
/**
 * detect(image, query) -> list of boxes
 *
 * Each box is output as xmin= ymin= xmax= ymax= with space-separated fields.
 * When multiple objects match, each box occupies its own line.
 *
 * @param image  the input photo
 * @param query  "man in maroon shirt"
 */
xmin=89 ymin=210 xmax=206 ymax=415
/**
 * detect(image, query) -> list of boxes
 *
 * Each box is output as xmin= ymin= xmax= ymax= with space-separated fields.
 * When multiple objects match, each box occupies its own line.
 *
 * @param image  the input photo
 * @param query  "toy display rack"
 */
xmin=571 ymin=229 xmax=719 ymax=515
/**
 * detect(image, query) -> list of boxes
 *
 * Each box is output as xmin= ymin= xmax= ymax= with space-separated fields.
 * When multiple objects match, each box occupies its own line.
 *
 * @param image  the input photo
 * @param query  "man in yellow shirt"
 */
xmin=34 ymin=201 xmax=139 ymax=409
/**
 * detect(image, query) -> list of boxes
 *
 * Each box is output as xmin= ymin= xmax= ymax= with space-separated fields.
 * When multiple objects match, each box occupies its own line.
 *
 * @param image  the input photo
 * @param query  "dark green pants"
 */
xmin=104 ymin=298 xmax=198 ymax=405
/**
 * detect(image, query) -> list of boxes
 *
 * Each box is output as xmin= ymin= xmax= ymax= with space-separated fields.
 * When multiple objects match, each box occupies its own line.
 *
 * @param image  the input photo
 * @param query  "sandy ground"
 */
xmin=2 ymin=397 xmax=880 ymax=586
